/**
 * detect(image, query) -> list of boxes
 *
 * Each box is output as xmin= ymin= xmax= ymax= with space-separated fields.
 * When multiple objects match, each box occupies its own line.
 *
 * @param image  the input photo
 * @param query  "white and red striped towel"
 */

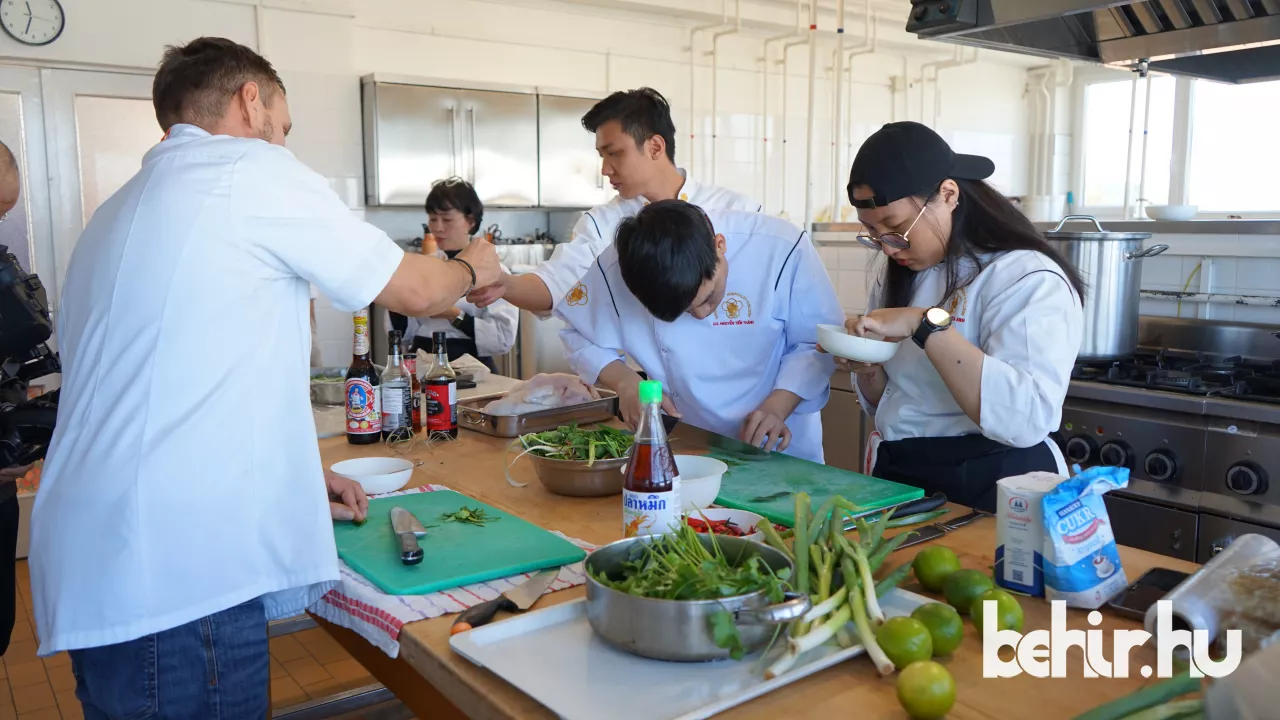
xmin=307 ymin=484 xmax=595 ymax=658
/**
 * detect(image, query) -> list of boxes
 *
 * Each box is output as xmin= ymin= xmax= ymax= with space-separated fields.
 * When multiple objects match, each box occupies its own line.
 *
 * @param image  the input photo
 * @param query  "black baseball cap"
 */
xmin=847 ymin=121 xmax=995 ymax=210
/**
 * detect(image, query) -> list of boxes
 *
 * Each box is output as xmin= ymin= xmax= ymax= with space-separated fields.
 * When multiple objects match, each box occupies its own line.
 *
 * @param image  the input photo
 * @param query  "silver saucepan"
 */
xmin=584 ymin=534 xmax=810 ymax=662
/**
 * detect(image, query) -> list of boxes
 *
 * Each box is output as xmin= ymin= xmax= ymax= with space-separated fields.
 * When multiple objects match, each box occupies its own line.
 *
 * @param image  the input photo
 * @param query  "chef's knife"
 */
xmin=706 ymin=431 xmax=773 ymax=460
xmin=894 ymin=525 xmax=947 ymax=551
xmin=390 ymin=506 xmax=426 ymax=565
xmin=892 ymin=510 xmax=992 ymax=551
xmin=450 ymin=568 xmax=559 ymax=635
xmin=888 ymin=492 xmax=948 ymax=520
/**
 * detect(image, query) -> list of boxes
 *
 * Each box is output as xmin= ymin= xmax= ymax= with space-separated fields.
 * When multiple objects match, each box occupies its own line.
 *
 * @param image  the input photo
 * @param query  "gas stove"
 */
xmin=1058 ymin=318 xmax=1280 ymax=564
xmin=1072 ymin=351 xmax=1280 ymax=404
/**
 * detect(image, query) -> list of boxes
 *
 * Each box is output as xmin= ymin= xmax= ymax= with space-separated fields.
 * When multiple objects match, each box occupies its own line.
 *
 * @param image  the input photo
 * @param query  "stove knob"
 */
xmin=1143 ymin=450 xmax=1178 ymax=482
xmin=1226 ymin=462 xmax=1269 ymax=496
xmin=1099 ymin=440 xmax=1132 ymax=469
xmin=1065 ymin=435 xmax=1097 ymax=465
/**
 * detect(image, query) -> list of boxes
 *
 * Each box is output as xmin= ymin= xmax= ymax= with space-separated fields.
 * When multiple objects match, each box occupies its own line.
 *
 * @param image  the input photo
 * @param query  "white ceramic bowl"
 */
xmin=817 ymin=324 xmax=900 ymax=364
xmin=330 ymin=457 xmax=414 ymax=495
xmin=675 ymin=455 xmax=728 ymax=513
xmin=684 ymin=507 xmax=767 ymax=543
xmin=1146 ymin=205 xmax=1198 ymax=221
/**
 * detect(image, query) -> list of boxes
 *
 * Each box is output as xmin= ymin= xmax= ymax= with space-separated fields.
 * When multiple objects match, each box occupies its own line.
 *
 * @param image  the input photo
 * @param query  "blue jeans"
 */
xmin=70 ymin=598 xmax=269 ymax=720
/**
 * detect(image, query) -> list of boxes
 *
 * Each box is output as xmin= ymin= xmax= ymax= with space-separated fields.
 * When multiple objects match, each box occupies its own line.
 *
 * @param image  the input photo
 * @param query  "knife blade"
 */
xmin=894 ymin=525 xmax=947 ymax=550
xmin=450 ymin=568 xmax=560 ymax=635
xmin=706 ymin=431 xmax=773 ymax=460
xmin=390 ymin=506 xmax=426 ymax=566
xmin=887 ymin=492 xmax=948 ymax=520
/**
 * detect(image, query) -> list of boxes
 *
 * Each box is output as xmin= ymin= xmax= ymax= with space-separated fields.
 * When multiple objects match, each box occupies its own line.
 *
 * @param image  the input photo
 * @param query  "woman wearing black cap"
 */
xmin=835 ymin=121 xmax=1086 ymax=512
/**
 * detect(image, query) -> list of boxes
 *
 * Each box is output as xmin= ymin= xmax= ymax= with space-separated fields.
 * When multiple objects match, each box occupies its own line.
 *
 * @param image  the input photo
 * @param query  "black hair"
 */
xmin=582 ymin=88 xmax=677 ymax=163
xmin=865 ymin=179 xmax=1087 ymax=310
xmin=615 ymin=199 xmax=718 ymax=322
xmin=424 ymin=177 xmax=484 ymax=236
xmin=154 ymin=37 xmax=285 ymax=132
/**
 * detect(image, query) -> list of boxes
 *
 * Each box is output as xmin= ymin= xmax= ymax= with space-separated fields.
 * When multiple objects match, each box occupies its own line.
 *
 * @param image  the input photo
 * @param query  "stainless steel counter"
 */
xmin=812 ymin=220 xmax=1280 ymax=236
xmin=1066 ymin=381 xmax=1280 ymax=426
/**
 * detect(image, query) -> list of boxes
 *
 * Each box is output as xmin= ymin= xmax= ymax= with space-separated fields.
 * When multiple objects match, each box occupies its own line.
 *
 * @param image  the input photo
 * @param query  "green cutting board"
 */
xmin=333 ymin=490 xmax=586 ymax=596
xmin=710 ymin=452 xmax=923 ymax=528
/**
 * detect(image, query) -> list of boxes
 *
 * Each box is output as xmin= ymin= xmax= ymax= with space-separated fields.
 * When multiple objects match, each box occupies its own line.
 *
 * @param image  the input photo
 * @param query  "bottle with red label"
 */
xmin=622 ymin=380 xmax=681 ymax=537
xmin=403 ymin=342 xmax=423 ymax=433
xmin=423 ymin=331 xmax=457 ymax=439
xmin=345 ymin=307 xmax=381 ymax=445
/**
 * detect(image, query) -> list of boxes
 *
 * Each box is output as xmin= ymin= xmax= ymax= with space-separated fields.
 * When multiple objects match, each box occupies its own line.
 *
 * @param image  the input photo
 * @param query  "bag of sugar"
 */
xmin=1041 ymin=465 xmax=1130 ymax=609
xmin=995 ymin=471 xmax=1065 ymax=597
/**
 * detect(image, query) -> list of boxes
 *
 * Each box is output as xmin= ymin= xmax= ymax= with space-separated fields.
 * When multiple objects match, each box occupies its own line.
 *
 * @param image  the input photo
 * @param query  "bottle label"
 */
xmin=352 ymin=308 xmax=370 ymax=356
xmin=382 ymin=386 xmax=409 ymax=431
xmin=346 ymin=378 xmax=381 ymax=434
xmin=425 ymin=381 xmax=457 ymax=432
xmin=622 ymin=478 xmax=681 ymax=538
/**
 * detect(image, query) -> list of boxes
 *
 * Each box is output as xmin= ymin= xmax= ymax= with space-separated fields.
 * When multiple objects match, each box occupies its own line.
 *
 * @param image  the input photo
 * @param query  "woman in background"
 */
xmin=390 ymin=178 xmax=518 ymax=371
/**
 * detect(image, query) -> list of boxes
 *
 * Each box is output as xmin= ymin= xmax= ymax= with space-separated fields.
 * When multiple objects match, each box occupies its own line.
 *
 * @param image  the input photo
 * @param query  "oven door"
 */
xmin=1197 ymin=513 xmax=1280 ymax=563
xmin=1104 ymin=494 xmax=1199 ymax=562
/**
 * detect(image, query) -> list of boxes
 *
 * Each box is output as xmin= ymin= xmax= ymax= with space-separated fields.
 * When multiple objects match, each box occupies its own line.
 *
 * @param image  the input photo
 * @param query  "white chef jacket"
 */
xmin=854 ymin=249 xmax=1083 ymax=455
xmin=533 ymin=169 xmax=759 ymax=315
xmin=30 ymin=124 xmax=405 ymax=655
xmin=556 ymin=209 xmax=843 ymax=463
xmin=398 ymin=249 xmax=518 ymax=357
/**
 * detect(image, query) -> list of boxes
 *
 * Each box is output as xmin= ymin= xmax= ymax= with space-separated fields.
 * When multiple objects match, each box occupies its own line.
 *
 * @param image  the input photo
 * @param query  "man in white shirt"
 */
xmin=468 ymin=88 xmax=760 ymax=314
xmin=557 ymin=200 xmax=842 ymax=462
xmin=29 ymin=37 xmax=500 ymax=716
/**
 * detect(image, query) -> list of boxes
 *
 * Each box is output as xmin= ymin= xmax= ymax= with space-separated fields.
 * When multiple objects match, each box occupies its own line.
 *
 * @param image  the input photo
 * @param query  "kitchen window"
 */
xmin=1074 ymin=74 xmax=1280 ymax=218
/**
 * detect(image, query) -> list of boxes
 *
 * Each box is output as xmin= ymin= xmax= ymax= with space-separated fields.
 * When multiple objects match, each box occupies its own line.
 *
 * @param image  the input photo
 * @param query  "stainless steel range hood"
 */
xmin=906 ymin=0 xmax=1280 ymax=84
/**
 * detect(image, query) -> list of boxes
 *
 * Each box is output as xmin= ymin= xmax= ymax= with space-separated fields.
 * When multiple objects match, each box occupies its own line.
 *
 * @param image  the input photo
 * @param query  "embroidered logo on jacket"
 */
xmin=944 ymin=288 xmax=968 ymax=323
xmin=712 ymin=293 xmax=754 ymax=327
xmin=566 ymin=282 xmax=588 ymax=307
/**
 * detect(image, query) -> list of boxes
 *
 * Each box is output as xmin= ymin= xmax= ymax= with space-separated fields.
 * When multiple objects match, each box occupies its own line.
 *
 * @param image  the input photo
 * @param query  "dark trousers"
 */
xmin=873 ymin=434 xmax=1058 ymax=512
xmin=0 ymin=494 xmax=17 ymax=655
xmin=70 ymin=598 xmax=269 ymax=720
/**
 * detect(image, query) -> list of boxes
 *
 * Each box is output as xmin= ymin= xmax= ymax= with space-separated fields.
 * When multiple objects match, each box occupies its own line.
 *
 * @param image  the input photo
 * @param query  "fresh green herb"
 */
xmin=1072 ymin=672 xmax=1201 ymax=720
xmin=518 ymin=424 xmax=634 ymax=465
xmin=710 ymin=610 xmax=747 ymax=660
xmin=749 ymin=491 xmax=792 ymax=503
xmin=439 ymin=506 xmax=499 ymax=526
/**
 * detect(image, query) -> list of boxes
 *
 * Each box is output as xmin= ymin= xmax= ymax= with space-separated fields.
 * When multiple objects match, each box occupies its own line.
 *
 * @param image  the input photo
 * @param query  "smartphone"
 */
xmin=1106 ymin=567 xmax=1191 ymax=621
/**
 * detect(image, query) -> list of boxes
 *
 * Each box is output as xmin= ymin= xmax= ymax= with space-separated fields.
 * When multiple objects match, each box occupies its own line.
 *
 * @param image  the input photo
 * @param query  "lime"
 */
xmin=875 ymin=616 xmax=933 ymax=668
xmin=970 ymin=588 xmax=1024 ymax=633
xmin=943 ymin=569 xmax=994 ymax=615
xmin=912 ymin=546 xmax=962 ymax=593
xmin=896 ymin=660 xmax=956 ymax=720
xmin=911 ymin=602 xmax=965 ymax=656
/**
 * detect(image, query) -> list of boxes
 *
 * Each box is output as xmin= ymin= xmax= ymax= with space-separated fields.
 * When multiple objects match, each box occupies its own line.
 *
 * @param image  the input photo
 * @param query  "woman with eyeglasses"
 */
xmin=389 ymin=178 xmax=518 ymax=371
xmin=833 ymin=122 xmax=1086 ymax=512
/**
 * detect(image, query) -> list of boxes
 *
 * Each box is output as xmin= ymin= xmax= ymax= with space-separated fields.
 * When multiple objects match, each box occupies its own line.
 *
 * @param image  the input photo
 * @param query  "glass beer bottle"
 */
xmin=345 ymin=307 xmax=381 ymax=445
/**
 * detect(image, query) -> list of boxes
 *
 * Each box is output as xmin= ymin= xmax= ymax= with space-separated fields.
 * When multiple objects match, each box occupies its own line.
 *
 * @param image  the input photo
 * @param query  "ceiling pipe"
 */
xmin=1121 ymin=59 xmax=1150 ymax=220
xmin=707 ymin=0 xmax=743 ymax=186
xmin=803 ymin=0 xmax=819 ymax=228
xmin=1026 ymin=67 xmax=1050 ymax=199
xmin=828 ymin=0 xmax=845 ymax=223
xmin=1136 ymin=70 xmax=1155 ymax=219
xmin=778 ymin=4 xmax=812 ymax=219
xmin=762 ymin=0 xmax=805 ymax=214
xmin=929 ymin=47 xmax=976 ymax=130
xmin=688 ymin=15 xmax=730 ymax=177
xmin=843 ymin=6 xmax=878 ymax=200
xmin=1042 ymin=59 xmax=1073 ymax=207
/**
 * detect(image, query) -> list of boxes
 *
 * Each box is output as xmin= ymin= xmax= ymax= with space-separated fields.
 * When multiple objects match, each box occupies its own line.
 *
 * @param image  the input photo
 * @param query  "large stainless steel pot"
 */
xmin=1045 ymin=216 xmax=1168 ymax=362
xmin=584 ymin=534 xmax=810 ymax=662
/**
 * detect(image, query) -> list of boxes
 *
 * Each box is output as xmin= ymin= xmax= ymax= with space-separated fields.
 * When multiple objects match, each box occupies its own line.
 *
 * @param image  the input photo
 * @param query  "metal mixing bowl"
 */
xmin=528 ymin=453 xmax=629 ymax=497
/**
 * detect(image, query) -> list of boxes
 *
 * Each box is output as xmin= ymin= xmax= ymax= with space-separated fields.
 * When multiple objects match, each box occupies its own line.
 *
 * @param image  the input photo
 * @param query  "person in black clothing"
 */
xmin=0 ymin=141 xmax=23 ymax=655
xmin=389 ymin=178 xmax=518 ymax=372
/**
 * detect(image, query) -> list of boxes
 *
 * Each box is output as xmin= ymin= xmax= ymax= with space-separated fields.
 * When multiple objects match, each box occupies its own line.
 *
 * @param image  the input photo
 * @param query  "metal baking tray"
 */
xmin=458 ymin=390 xmax=619 ymax=438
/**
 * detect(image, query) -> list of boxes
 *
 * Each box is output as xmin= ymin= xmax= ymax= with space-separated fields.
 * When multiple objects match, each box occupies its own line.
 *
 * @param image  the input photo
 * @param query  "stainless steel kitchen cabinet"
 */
xmin=363 ymin=79 xmax=538 ymax=207
xmin=538 ymin=94 xmax=615 ymax=208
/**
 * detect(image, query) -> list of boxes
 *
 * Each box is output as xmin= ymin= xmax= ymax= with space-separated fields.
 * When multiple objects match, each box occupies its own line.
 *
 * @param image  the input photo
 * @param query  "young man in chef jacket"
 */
xmin=557 ymin=200 xmax=843 ymax=463
xmin=468 ymin=87 xmax=761 ymax=315
xmin=28 ymin=37 xmax=501 ymax=714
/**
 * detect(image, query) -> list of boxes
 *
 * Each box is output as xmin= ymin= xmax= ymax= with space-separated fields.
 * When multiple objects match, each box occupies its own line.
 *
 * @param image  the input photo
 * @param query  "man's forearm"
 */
xmin=377 ymin=254 xmax=472 ymax=317
xmin=597 ymin=360 xmax=641 ymax=393
xmin=500 ymin=273 xmax=555 ymax=313
xmin=759 ymin=389 xmax=802 ymax=418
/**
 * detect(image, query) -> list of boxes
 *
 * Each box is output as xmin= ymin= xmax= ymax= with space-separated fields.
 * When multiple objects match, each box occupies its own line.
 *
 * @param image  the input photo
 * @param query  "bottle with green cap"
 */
xmin=622 ymin=380 xmax=681 ymax=538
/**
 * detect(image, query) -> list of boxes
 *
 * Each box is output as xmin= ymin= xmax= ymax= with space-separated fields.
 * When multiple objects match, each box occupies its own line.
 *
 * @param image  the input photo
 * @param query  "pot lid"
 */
xmin=1044 ymin=215 xmax=1152 ymax=241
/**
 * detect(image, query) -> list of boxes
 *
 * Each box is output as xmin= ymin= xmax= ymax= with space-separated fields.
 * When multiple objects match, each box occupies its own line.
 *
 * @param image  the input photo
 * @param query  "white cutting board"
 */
xmin=450 ymin=588 xmax=933 ymax=720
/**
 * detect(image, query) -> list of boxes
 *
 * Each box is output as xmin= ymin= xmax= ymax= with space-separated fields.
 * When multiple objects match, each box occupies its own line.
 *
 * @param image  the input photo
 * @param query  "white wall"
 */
xmin=1 ymin=0 xmax=1041 ymax=364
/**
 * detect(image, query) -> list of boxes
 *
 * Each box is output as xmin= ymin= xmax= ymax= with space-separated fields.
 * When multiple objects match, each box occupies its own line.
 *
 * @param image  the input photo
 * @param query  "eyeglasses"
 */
xmin=855 ymin=202 xmax=929 ymax=251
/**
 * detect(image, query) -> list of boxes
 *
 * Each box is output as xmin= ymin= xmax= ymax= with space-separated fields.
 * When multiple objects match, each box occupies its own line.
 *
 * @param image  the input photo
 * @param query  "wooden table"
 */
xmin=315 ymin=424 xmax=1198 ymax=720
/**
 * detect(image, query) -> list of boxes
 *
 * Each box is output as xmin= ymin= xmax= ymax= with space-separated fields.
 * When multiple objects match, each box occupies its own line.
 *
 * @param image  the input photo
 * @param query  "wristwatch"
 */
xmin=912 ymin=307 xmax=953 ymax=349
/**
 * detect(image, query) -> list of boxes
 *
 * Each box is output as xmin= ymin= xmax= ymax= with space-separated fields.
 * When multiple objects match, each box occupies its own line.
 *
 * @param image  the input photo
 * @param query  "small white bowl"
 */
xmin=685 ymin=508 xmax=767 ymax=543
xmin=1145 ymin=205 xmax=1198 ymax=221
xmin=817 ymin=324 xmax=900 ymax=364
xmin=330 ymin=457 xmax=414 ymax=495
xmin=676 ymin=455 xmax=728 ymax=512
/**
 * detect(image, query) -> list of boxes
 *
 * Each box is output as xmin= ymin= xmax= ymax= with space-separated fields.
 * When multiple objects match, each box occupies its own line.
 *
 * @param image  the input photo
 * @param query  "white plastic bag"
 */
xmin=483 ymin=373 xmax=601 ymax=416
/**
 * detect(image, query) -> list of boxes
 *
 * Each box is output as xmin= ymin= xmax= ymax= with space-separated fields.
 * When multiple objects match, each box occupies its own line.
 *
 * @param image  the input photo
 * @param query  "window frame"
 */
xmin=1071 ymin=68 xmax=1280 ymax=219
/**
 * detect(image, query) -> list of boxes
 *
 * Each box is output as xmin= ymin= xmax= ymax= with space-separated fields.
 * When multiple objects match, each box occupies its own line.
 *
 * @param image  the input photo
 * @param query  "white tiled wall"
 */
xmin=815 ymin=236 xmax=879 ymax=313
